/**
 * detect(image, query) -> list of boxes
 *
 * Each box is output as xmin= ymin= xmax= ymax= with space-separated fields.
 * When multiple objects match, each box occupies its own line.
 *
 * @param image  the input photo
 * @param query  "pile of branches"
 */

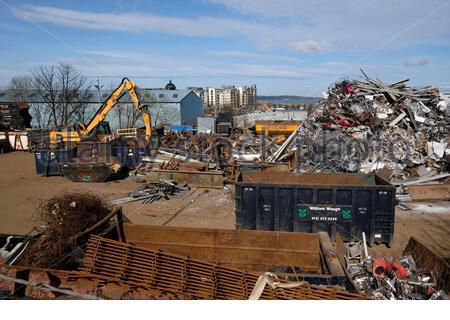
xmin=17 ymin=192 xmax=112 ymax=269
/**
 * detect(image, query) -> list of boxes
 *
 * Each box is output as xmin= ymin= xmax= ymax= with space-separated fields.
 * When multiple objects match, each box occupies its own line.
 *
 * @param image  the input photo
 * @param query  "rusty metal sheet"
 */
xmin=0 ymin=264 xmax=190 ymax=300
xmin=146 ymin=169 xmax=224 ymax=188
xmin=238 ymin=171 xmax=379 ymax=186
xmin=403 ymin=237 xmax=450 ymax=292
xmin=123 ymin=224 xmax=322 ymax=273
xmin=407 ymin=184 xmax=450 ymax=201
xmin=81 ymin=236 xmax=368 ymax=300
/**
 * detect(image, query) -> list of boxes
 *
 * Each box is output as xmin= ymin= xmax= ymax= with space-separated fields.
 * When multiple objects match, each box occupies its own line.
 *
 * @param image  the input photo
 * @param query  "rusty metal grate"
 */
xmin=81 ymin=236 xmax=367 ymax=300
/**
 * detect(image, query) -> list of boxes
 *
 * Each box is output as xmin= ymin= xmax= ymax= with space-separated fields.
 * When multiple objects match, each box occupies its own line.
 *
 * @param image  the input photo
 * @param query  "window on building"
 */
xmin=173 ymin=94 xmax=178 ymax=98
xmin=159 ymin=94 xmax=164 ymax=98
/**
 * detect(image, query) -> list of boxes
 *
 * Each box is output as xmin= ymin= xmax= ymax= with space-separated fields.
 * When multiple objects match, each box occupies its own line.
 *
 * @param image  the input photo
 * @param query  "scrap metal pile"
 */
xmin=0 ymin=236 xmax=368 ymax=300
xmin=348 ymin=256 xmax=448 ymax=300
xmin=159 ymin=130 xmax=280 ymax=165
xmin=80 ymin=235 xmax=366 ymax=300
xmin=0 ymin=104 xmax=31 ymax=130
xmin=294 ymin=71 xmax=449 ymax=183
xmin=133 ymin=131 xmax=286 ymax=183
xmin=111 ymin=180 xmax=189 ymax=205
xmin=160 ymin=131 xmax=225 ymax=163
xmin=345 ymin=239 xmax=448 ymax=300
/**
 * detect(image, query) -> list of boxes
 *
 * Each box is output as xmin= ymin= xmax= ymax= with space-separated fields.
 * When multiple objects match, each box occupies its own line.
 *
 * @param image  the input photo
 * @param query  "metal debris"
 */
xmin=289 ymin=71 xmax=450 ymax=194
xmin=111 ymin=180 xmax=189 ymax=205
xmin=344 ymin=238 xmax=447 ymax=300
xmin=81 ymin=235 xmax=368 ymax=300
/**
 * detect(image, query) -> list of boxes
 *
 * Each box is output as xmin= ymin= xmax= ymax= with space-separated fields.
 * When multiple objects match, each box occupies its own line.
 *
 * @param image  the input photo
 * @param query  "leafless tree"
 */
xmin=30 ymin=63 xmax=92 ymax=128
xmin=150 ymin=104 xmax=178 ymax=127
xmin=121 ymin=103 xmax=142 ymax=128
xmin=111 ymin=86 xmax=153 ymax=129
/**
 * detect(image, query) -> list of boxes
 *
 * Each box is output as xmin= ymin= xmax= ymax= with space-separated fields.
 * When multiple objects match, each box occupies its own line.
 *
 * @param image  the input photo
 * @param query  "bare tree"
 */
xmin=31 ymin=63 xmax=92 ymax=128
xmin=112 ymin=103 xmax=125 ymax=129
xmin=151 ymin=104 xmax=178 ymax=127
xmin=111 ymin=85 xmax=152 ymax=129
xmin=122 ymin=103 xmax=141 ymax=128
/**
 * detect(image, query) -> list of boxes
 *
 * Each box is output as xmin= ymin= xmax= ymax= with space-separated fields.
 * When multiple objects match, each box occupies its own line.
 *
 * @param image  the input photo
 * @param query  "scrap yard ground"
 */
xmin=1 ymin=151 xmax=449 ymax=260
xmin=0 ymin=151 xmax=234 ymax=234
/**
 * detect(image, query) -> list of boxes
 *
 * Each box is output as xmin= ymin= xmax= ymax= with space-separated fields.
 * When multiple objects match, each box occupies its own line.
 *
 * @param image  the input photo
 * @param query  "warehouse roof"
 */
xmin=0 ymin=88 xmax=193 ymax=104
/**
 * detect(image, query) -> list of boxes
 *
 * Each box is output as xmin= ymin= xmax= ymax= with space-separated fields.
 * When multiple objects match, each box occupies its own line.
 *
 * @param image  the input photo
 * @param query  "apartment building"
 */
xmin=190 ymin=84 xmax=257 ymax=109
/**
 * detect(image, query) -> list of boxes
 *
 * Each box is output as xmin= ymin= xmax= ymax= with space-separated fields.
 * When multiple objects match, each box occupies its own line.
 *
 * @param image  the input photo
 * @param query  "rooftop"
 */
xmin=0 ymin=88 xmax=193 ymax=104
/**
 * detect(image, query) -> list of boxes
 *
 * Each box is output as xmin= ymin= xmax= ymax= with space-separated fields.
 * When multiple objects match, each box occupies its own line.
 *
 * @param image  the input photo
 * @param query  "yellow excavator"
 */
xmin=49 ymin=77 xmax=152 ymax=144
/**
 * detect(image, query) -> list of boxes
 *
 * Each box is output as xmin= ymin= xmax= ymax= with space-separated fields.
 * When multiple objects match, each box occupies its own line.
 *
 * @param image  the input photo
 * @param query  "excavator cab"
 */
xmin=91 ymin=121 xmax=111 ymax=136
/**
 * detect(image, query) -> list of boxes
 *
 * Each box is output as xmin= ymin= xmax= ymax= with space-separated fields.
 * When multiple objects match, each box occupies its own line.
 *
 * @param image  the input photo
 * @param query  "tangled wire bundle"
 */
xmin=17 ymin=192 xmax=111 ymax=269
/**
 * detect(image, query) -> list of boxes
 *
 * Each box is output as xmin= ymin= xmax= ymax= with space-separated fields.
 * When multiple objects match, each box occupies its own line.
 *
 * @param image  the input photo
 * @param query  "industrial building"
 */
xmin=144 ymin=81 xmax=203 ymax=127
xmin=0 ymin=80 xmax=204 ymax=128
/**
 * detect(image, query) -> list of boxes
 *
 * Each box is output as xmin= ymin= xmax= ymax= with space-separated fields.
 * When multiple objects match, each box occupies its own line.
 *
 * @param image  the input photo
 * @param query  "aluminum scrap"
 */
xmin=290 ymin=70 xmax=450 ymax=186
xmin=344 ymin=242 xmax=447 ymax=300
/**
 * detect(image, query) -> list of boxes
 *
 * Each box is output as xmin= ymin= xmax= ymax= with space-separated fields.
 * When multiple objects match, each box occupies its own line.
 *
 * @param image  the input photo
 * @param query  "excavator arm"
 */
xmin=79 ymin=77 xmax=152 ymax=141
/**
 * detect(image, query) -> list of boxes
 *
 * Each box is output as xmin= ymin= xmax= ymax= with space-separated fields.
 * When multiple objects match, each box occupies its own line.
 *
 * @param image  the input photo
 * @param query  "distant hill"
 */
xmin=258 ymin=95 xmax=322 ymax=104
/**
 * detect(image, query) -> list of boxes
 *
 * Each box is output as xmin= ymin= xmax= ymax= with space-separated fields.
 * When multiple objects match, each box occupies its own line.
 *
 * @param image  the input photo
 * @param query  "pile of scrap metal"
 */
xmin=159 ymin=130 xmax=282 ymax=165
xmin=111 ymin=180 xmax=189 ymax=205
xmin=133 ymin=150 xmax=218 ymax=175
xmin=344 ymin=235 xmax=449 ymax=300
xmin=0 ymin=236 xmax=33 ymax=266
xmin=130 ymin=130 xmax=289 ymax=187
xmin=0 ymin=103 xmax=32 ymax=131
xmin=273 ymin=71 xmax=450 ymax=196
xmin=0 ymin=235 xmax=369 ymax=300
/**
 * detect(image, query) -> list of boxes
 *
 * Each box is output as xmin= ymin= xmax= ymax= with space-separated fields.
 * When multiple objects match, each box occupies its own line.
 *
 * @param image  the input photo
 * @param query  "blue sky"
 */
xmin=0 ymin=0 xmax=449 ymax=95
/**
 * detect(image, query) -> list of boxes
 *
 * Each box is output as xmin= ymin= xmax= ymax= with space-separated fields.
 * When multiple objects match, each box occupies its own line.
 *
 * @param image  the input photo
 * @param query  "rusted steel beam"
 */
xmin=318 ymin=232 xmax=346 ymax=277
xmin=146 ymin=169 xmax=224 ymax=188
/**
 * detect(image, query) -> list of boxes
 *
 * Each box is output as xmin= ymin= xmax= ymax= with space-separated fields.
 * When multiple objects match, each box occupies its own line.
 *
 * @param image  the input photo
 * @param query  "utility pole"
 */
xmin=94 ymin=77 xmax=103 ymax=108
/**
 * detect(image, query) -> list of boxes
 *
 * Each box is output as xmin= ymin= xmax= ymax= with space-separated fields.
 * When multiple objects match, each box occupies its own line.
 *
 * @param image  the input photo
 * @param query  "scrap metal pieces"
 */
xmin=344 ymin=246 xmax=445 ymax=300
xmin=111 ymin=180 xmax=189 ymax=205
xmin=81 ymin=235 xmax=368 ymax=300
xmin=403 ymin=237 xmax=450 ymax=292
xmin=0 ymin=264 xmax=192 ymax=300
xmin=292 ymin=71 xmax=450 ymax=188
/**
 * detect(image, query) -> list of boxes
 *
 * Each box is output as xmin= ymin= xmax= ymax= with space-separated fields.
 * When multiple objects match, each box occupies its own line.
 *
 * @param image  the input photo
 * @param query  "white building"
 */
xmin=193 ymin=84 xmax=256 ymax=109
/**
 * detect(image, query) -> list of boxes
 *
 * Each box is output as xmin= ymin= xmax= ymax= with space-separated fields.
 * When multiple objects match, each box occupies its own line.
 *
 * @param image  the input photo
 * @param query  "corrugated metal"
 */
xmin=197 ymin=117 xmax=215 ymax=133
xmin=235 ymin=111 xmax=307 ymax=128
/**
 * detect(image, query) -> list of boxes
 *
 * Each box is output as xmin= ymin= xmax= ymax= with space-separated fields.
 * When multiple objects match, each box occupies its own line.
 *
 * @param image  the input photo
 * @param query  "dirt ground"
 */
xmin=0 ymin=151 xmax=449 ymax=260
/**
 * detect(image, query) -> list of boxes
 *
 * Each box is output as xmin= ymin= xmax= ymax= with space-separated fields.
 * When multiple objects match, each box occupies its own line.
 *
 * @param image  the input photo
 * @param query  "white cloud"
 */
xmin=56 ymin=50 xmax=342 ymax=80
xmin=11 ymin=2 xmax=450 ymax=53
xmin=288 ymin=40 xmax=328 ymax=53
xmin=14 ymin=4 xmax=275 ymax=38
xmin=404 ymin=56 xmax=431 ymax=67
xmin=206 ymin=0 xmax=450 ymax=49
